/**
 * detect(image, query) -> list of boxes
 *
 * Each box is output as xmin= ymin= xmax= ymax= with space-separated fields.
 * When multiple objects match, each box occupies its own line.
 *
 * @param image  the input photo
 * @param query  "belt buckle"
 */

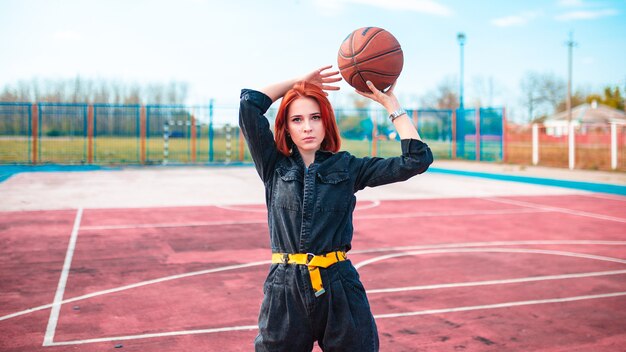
xmin=282 ymin=253 xmax=290 ymax=264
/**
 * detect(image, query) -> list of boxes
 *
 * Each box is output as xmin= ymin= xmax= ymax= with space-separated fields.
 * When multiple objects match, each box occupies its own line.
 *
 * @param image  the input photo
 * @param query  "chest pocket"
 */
xmin=315 ymin=171 xmax=351 ymax=212
xmin=272 ymin=167 xmax=303 ymax=211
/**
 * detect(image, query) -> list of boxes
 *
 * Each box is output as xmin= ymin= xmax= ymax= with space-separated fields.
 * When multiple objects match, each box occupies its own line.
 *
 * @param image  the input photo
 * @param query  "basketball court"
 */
xmin=1 ymin=162 xmax=625 ymax=351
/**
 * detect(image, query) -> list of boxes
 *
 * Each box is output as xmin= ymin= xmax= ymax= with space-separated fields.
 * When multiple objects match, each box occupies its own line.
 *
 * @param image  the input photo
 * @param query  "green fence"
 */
xmin=0 ymin=102 xmax=505 ymax=165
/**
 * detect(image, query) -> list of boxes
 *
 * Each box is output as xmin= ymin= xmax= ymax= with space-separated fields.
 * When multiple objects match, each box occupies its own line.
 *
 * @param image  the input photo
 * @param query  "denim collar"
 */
xmin=290 ymin=148 xmax=334 ymax=167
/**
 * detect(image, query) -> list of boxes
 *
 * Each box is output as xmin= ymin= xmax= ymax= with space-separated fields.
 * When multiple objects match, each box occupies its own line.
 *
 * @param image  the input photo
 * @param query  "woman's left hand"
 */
xmin=301 ymin=65 xmax=342 ymax=95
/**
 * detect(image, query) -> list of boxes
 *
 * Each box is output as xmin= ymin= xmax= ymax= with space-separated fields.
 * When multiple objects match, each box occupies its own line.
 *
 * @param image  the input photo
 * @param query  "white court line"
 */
xmin=355 ymin=208 xmax=549 ymax=220
xmin=585 ymin=193 xmax=626 ymax=202
xmin=3 ymin=241 xmax=626 ymax=323
xmin=205 ymin=200 xmax=381 ymax=214
xmin=46 ymin=324 xmax=259 ymax=346
xmin=0 ymin=260 xmax=271 ymax=322
xmin=373 ymin=291 xmax=626 ymax=320
xmin=214 ymin=204 xmax=267 ymax=213
xmin=45 ymin=291 xmax=626 ymax=346
xmin=351 ymin=240 xmax=626 ymax=255
xmin=42 ymin=208 xmax=83 ymax=347
xmin=81 ymin=219 xmax=266 ymax=231
xmin=366 ymin=269 xmax=626 ymax=294
xmin=354 ymin=247 xmax=626 ymax=270
xmin=80 ymin=208 xmax=547 ymax=231
xmin=484 ymin=197 xmax=626 ymax=223
xmin=355 ymin=200 xmax=381 ymax=211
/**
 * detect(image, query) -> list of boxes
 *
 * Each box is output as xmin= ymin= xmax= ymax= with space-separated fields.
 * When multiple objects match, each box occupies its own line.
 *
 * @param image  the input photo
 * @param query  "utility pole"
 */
xmin=565 ymin=32 xmax=577 ymax=170
xmin=566 ymin=31 xmax=577 ymax=123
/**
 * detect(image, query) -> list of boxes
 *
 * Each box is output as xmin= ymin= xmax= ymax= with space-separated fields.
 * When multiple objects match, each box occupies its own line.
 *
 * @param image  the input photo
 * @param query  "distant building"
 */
xmin=543 ymin=101 xmax=626 ymax=136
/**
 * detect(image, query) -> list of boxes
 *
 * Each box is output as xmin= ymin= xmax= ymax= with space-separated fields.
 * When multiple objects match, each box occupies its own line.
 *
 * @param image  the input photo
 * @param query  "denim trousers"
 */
xmin=254 ymin=260 xmax=379 ymax=352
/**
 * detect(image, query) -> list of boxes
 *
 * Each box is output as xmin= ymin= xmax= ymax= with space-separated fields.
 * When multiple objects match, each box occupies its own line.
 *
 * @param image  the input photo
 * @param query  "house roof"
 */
xmin=547 ymin=102 xmax=626 ymax=124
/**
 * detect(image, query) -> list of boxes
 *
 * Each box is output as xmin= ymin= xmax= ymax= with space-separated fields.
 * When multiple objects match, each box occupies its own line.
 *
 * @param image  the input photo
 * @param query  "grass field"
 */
xmin=0 ymin=136 xmax=456 ymax=165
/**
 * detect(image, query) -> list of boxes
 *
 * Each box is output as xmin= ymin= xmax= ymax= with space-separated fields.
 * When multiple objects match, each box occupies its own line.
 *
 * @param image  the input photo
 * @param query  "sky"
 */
xmin=1 ymin=0 xmax=625 ymax=122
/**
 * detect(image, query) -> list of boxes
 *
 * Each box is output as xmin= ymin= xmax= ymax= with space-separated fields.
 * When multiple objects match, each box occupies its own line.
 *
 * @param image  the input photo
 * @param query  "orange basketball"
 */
xmin=337 ymin=27 xmax=404 ymax=93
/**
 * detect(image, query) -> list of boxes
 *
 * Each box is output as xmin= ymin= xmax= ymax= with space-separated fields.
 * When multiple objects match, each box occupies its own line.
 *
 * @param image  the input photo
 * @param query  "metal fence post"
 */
xmin=139 ymin=105 xmax=148 ymax=164
xmin=611 ymin=122 xmax=617 ymax=170
xmin=532 ymin=123 xmax=539 ymax=166
xmin=87 ymin=104 xmax=94 ymax=164
xmin=568 ymin=121 xmax=575 ymax=170
xmin=31 ymin=103 xmax=39 ymax=164
xmin=502 ymin=107 xmax=507 ymax=162
xmin=209 ymin=99 xmax=214 ymax=162
xmin=191 ymin=110 xmax=197 ymax=163
xmin=451 ymin=109 xmax=457 ymax=159
xmin=475 ymin=107 xmax=481 ymax=161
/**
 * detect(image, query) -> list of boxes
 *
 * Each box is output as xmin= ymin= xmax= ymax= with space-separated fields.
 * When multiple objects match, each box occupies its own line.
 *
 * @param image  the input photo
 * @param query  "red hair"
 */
xmin=274 ymin=81 xmax=341 ymax=156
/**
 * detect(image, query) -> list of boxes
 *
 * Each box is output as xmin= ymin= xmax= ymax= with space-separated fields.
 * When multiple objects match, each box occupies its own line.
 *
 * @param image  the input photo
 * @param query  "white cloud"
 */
xmin=555 ymin=8 xmax=618 ymax=21
xmin=557 ymin=0 xmax=585 ymax=7
xmin=52 ymin=30 xmax=82 ymax=42
xmin=313 ymin=0 xmax=346 ymax=15
xmin=323 ymin=0 xmax=452 ymax=16
xmin=491 ymin=11 xmax=542 ymax=27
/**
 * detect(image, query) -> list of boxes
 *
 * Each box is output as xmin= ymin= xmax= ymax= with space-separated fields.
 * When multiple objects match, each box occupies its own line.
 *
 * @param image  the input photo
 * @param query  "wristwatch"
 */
xmin=389 ymin=109 xmax=406 ymax=122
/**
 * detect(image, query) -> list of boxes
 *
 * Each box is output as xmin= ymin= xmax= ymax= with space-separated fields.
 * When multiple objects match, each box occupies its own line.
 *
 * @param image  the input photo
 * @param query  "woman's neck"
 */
xmin=298 ymin=148 xmax=317 ymax=168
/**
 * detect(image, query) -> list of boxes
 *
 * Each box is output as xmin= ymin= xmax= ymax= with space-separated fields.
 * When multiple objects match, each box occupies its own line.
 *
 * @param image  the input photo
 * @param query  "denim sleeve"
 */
xmin=351 ymin=139 xmax=434 ymax=192
xmin=239 ymin=89 xmax=280 ymax=182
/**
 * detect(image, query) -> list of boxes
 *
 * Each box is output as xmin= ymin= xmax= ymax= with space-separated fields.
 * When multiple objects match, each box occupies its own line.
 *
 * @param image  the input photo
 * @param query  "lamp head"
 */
xmin=457 ymin=32 xmax=466 ymax=45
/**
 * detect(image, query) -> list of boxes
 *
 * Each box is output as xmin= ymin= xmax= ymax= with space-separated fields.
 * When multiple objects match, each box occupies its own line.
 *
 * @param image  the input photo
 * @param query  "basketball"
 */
xmin=337 ymin=27 xmax=404 ymax=93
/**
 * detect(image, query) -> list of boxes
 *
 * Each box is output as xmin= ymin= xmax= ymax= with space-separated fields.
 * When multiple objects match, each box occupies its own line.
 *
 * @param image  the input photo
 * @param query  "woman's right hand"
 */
xmin=300 ymin=65 xmax=342 ymax=95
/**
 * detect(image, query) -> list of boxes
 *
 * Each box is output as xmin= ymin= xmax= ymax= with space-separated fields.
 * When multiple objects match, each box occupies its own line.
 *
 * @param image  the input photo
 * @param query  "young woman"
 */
xmin=239 ymin=65 xmax=433 ymax=351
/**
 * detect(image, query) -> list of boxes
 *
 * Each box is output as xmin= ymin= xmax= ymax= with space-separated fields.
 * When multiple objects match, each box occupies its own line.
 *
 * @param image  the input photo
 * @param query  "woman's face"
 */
xmin=287 ymin=97 xmax=325 ymax=154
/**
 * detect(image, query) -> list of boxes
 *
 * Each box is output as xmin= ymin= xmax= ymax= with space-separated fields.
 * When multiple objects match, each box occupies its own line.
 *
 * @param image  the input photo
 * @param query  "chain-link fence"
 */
xmin=0 ymin=102 xmax=510 ymax=166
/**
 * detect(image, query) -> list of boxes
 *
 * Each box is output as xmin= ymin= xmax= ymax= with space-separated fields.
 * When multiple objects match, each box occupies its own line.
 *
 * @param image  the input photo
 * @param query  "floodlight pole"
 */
xmin=457 ymin=32 xmax=466 ymax=111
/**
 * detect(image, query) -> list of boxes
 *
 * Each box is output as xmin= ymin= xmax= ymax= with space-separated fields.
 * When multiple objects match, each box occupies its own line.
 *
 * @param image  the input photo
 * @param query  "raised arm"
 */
xmin=355 ymin=80 xmax=420 ymax=140
xmin=259 ymin=65 xmax=342 ymax=102
xmin=351 ymin=80 xmax=432 ymax=191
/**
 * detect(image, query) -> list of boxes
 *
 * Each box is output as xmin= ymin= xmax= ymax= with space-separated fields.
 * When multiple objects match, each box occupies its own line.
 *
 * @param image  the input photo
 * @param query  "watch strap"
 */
xmin=389 ymin=109 xmax=407 ymax=122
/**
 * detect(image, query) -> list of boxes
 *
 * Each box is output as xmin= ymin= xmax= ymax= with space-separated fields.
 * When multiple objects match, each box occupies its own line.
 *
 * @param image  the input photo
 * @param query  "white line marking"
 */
xmin=81 ymin=219 xmax=266 ymax=231
xmin=355 ymin=208 xmax=549 ymax=220
xmin=210 ymin=200 xmax=380 ymax=213
xmin=373 ymin=291 xmax=626 ymax=319
xmin=3 ymin=240 xmax=626 ymax=323
xmin=80 ymin=208 xmax=547 ymax=231
xmin=46 ymin=291 xmax=626 ymax=346
xmin=214 ymin=204 xmax=267 ymax=213
xmin=484 ymin=197 xmax=626 ymax=223
xmin=366 ymin=269 xmax=626 ymax=294
xmin=585 ymin=193 xmax=626 ymax=202
xmin=47 ymin=324 xmax=259 ymax=346
xmin=0 ymin=260 xmax=271 ymax=322
xmin=42 ymin=208 xmax=83 ymax=347
xmin=354 ymin=247 xmax=626 ymax=270
xmin=355 ymin=200 xmax=381 ymax=211
xmin=351 ymin=240 xmax=626 ymax=255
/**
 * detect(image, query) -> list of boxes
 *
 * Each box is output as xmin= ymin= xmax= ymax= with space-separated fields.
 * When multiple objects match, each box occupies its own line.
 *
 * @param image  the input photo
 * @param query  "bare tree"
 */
xmin=420 ymin=76 xmax=458 ymax=109
xmin=0 ymin=77 xmax=190 ymax=105
xmin=519 ymin=71 xmax=566 ymax=122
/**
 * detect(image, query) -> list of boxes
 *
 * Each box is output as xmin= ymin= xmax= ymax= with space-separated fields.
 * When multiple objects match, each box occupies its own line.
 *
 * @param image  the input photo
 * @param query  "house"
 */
xmin=543 ymin=101 xmax=626 ymax=136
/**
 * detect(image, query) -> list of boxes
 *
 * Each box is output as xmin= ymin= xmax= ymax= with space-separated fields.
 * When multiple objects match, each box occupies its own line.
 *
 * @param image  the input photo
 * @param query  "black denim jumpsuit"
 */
xmin=239 ymin=89 xmax=434 ymax=352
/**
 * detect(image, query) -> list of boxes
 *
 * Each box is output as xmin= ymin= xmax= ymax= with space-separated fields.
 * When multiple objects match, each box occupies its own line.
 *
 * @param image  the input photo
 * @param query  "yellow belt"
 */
xmin=271 ymin=251 xmax=347 ymax=297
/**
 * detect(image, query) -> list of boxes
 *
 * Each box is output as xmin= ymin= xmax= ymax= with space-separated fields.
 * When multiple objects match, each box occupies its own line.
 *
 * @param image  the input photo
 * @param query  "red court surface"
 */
xmin=1 ymin=194 xmax=626 ymax=351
